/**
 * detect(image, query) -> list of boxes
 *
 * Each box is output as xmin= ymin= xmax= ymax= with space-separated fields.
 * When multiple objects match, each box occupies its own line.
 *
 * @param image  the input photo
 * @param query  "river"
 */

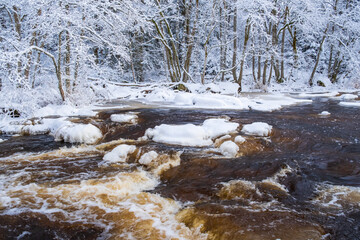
xmin=0 ymin=95 xmax=359 ymax=240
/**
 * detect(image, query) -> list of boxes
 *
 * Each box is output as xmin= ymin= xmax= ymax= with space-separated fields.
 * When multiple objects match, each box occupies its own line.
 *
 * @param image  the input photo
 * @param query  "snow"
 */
xmin=332 ymin=94 xmax=358 ymax=100
xmin=110 ymin=113 xmax=138 ymax=123
xmin=54 ymin=123 xmax=103 ymax=144
xmin=241 ymin=122 xmax=273 ymax=137
xmin=319 ymin=111 xmax=331 ymax=116
xmin=34 ymin=104 xmax=97 ymax=118
xmin=202 ymin=119 xmax=239 ymax=139
xmin=144 ymin=118 xmax=239 ymax=147
xmin=0 ymin=139 xmax=5 ymax=143
xmin=103 ymin=144 xmax=137 ymax=163
xmin=298 ymin=92 xmax=339 ymax=98
xmin=145 ymin=124 xmax=212 ymax=147
xmin=139 ymin=151 xmax=159 ymax=165
xmin=234 ymin=136 xmax=246 ymax=144
xmin=247 ymin=93 xmax=312 ymax=112
xmin=339 ymin=102 xmax=360 ymax=107
xmin=131 ymin=86 xmax=311 ymax=112
xmin=219 ymin=141 xmax=239 ymax=158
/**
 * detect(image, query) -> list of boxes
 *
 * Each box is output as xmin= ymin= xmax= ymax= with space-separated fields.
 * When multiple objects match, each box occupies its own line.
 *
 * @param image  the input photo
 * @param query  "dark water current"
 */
xmin=0 ymin=96 xmax=360 ymax=240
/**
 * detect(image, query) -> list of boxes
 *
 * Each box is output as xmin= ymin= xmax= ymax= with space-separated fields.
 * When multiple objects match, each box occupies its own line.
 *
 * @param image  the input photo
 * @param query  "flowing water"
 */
xmin=0 ymin=96 xmax=360 ymax=240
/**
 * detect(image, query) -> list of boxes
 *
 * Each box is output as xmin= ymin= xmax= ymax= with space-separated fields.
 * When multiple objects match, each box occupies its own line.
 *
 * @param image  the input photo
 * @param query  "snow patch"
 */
xmin=298 ymin=92 xmax=339 ymax=98
xmin=332 ymin=94 xmax=358 ymax=100
xmin=133 ymin=87 xmax=310 ymax=112
xmin=234 ymin=136 xmax=246 ymax=144
xmin=103 ymin=144 xmax=137 ymax=163
xmin=339 ymin=102 xmax=360 ymax=107
xmin=242 ymin=122 xmax=272 ymax=137
xmin=202 ymin=119 xmax=239 ymax=139
xmin=219 ymin=141 xmax=239 ymax=158
xmin=248 ymin=93 xmax=312 ymax=112
xmin=110 ymin=113 xmax=138 ymax=123
xmin=319 ymin=111 xmax=331 ymax=116
xmin=34 ymin=104 xmax=96 ymax=118
xmin=54 ymin=123 xmax=102 ymax=144
xmin=138 ymin=151 xmax=159 ymax=165
xmin=0 ymin=139 xmax=5 ymax=143
xmin=144 ymin=118 xmax=239 ymax=146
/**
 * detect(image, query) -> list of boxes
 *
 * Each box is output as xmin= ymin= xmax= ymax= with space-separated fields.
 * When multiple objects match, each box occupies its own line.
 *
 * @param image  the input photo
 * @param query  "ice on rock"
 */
xmin=144 ymin=118 xmax=239 ymax=147
xmin=145 ymin=124 xmax=212 ymax=147
xmin=248 ymin=94 xmax=312 ymax=112
xmin=339 ymin=102 xmax=360 ymax=107
xmin=242 ymin=122 xmax=272 ymax=137
xmin=333 ymin=94 xmax=358 ymax=100
xmin=219 ymin=141 xmax=239 ymax=158
xmin=202 ymin=119 xmax=239 ymax=139
xmin=234 ymin=136 xmax=246 ymax=144
xmin=103 ymin=144 xmax=137 ymax=163
xmin=319 ymin=111 xmax=331 ymax=116
xmin=139 ymin=151 xmax=159 ymax=165
xmin=54 ymin=123 xmax=102 ymax=144
xmin=110 ymin=113 xmax=138 ymax=123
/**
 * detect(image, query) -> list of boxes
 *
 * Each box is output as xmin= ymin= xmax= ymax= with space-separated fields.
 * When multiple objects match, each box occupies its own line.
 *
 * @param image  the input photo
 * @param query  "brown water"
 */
xmin=1 ymin=96 xmax=360 ymax=240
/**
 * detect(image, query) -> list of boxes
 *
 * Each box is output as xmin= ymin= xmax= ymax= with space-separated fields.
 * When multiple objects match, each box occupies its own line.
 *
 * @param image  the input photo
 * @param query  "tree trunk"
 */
xmin=182 ymin=0 xmax=199 ymax=83
xmin=262 ymin=59 xmax=268 ymax=85
xmin=65 ymin=4 xmax=71 ymax=94
xmin=280 ymin=6 xmax=288 ymax=81
xmin=309 ymin=26 xmax=328 ymax=86
xmin=237 ymin=19 xmax=251 ymax=90
xmin=13 ymin=6 xmax=23 ymax=77
xmin=231 ymin=4 xmax=237 ymax=84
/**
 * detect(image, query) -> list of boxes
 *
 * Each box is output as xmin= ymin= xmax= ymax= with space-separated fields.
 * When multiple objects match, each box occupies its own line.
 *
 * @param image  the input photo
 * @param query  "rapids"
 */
xmin=0 ymin=95 xmax=360 ymax=240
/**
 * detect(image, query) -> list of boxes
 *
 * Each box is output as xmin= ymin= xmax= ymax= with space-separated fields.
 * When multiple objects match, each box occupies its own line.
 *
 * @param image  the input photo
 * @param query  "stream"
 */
xmin=0 ymin=96 xmax=360 ymax=240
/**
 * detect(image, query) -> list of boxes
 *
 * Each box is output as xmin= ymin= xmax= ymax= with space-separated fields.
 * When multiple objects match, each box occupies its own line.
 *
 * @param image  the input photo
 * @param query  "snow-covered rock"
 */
xmin=298 ymin=92 xmax=339 ymax=98
xmin=248 ymin=93 xmax=312 ymax=112
xmin=144 ymin=118 xmax=239 ymax=147
xmin=54 ymin=123 xmax=102 ymax=144
xmin=0 ymin=138 xmax=5 ymax=143
xmin=219 ymin=141 xmax=239 ymax=158
xmin=234 ymin=135 xmax=246 ymax=144
xmin=145 ymin=123 xmax=212 ymax=147
xmin=339 ymin=102 xmax=360 ymax=107
xmin=103 ymin=144 xmax=137 ymax=163
xmin=110 ymin=113 xmax=138 ymax=123
xmin=242 ymin=122 xmax=272 ymax=137
xmin=319 ymin=111 xmax=331 ymax=116
xmin=202 ymin=119 xmax=239 ymax=139
xmin=332 ymin=94 xmax=358 ymax=100
xmin=139 ymin=151 xmax=159 ymax=165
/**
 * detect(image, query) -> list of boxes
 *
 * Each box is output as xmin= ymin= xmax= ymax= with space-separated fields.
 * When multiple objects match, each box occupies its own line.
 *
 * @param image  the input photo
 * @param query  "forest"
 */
xmin=0 ymin=0 xmax=359 ymax=111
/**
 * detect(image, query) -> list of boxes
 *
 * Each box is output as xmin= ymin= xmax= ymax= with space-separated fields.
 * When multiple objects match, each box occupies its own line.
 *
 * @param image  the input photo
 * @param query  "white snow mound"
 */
xmin=202 ymin=119 xmax=239 ymax=139
xmin=319 ymin=111 xmax=331 ymax=116
xmin=0 ymin=139 xmax=5 ymax=143
xmin=339 ymin=102 xmax=360 ymax=107
xmin=103 ymin=144 xmax=137 ymax=163
xmin=110 ymin=113 xmax=138 ymax=123
xmin=139 ymin=151 xmax=159 ymax=165
xmin=242 ymin=122 xmax=272 ymax=137
xmin=144 ymin=118 xmax=239 ymax=146
xmin=219 ymin=141 xmax=239 ymax=158
xmin=332 ymin=94 xmax=358 ymax=100
xmin=234 ymin=136 xmax=246 ymax=144
xmin=54 ymin=123 xmax=102 ymax=144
